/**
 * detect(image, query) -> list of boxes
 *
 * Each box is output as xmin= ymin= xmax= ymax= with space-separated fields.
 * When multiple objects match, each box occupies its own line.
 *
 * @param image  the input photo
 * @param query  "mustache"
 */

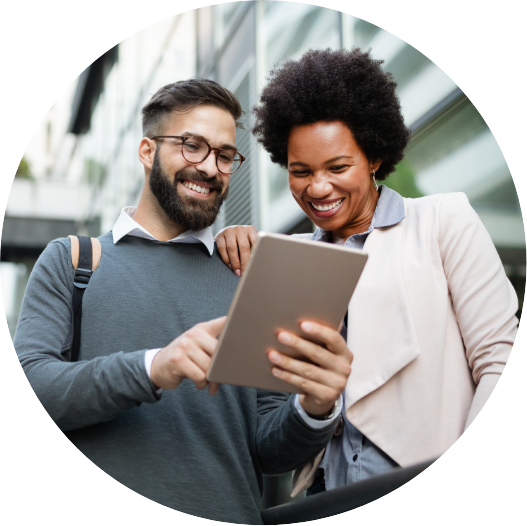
xmin=174 ymin=169 xmax=224 ymax=193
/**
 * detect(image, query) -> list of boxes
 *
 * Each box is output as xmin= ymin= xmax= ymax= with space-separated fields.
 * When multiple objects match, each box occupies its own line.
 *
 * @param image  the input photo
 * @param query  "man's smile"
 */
xmin=180 ymin=179 xmax=215 ymax=198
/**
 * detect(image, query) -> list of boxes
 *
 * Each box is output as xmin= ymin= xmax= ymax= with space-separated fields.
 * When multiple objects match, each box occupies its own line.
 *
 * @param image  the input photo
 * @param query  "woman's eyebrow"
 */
xmin=325 ymin=155 xmax=353 ymax=163
xmin=289 ymin=156 xmax=353 ymax=168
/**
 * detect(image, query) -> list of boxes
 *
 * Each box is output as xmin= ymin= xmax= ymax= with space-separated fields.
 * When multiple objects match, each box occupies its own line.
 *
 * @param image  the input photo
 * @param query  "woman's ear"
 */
xmin=138 ymin=137 xmax=155 ymax=171
xmin=371 ymin=159 xmax=382 ymax=173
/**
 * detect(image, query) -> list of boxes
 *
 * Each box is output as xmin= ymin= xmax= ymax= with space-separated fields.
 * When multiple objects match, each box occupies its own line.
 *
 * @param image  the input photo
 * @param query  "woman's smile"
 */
xmin=308 ymin=197 xmax=345 ymax=217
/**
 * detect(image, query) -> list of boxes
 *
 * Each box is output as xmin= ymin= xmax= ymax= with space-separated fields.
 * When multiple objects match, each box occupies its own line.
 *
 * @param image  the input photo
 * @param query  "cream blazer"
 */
xmin=292 ymin=192 xmax=518 ymax=495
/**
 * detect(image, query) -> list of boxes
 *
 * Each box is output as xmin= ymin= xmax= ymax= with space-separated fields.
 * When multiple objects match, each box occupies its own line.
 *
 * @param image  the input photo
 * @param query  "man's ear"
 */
xmin=139 ymin=137 xmax=156 ymax=171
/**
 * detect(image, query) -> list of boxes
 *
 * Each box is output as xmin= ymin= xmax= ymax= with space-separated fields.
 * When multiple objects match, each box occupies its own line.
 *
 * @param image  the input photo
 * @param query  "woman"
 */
xmin=216 ymin=48 xmax=518 ymax=495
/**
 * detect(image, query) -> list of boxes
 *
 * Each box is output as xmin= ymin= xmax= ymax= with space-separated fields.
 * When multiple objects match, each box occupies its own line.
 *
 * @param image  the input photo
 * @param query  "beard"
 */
xmin=149 ymin=148 xmax=229 ymax=231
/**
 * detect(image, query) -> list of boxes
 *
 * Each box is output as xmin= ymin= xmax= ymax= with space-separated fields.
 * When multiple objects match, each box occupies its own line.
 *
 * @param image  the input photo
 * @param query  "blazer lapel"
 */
xmin=344 ymin=220 xmax=421 ymax=412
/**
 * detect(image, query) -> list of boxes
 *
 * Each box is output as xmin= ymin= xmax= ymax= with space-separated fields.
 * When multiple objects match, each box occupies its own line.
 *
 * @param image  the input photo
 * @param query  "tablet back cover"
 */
xmin=207 ymin=232 xmax=368 ymax=393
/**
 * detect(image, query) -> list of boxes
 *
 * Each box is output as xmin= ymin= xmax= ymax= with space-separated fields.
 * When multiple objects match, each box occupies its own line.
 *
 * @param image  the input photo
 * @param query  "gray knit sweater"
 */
xmin=14 ymin=233 xmax=336 ymax=524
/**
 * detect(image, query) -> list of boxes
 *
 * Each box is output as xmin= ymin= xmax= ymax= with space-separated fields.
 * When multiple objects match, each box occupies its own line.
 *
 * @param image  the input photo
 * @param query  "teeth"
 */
xmin=312 ymin=199 xmax=342 ymax=211
xmin=183 ymin=181 xmax=210 ymax=194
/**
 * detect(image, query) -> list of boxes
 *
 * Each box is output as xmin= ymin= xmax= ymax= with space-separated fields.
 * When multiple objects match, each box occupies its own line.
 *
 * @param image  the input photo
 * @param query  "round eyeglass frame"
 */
xmin=149 ymin=135 xmax=246 ymax=175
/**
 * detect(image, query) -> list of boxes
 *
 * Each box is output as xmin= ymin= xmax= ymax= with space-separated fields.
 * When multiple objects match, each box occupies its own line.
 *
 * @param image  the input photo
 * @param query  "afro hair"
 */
xmin=252 ymin=48 xmax=411 ymax=180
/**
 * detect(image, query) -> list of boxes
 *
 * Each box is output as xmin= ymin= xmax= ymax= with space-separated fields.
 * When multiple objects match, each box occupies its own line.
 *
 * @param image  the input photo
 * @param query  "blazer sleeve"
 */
xmin=438 ymin=193 xmax=518 ymax=427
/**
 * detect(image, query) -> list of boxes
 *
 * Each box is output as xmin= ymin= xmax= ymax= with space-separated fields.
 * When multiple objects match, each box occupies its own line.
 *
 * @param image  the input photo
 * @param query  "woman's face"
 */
xmin=287 ymin=121 xmax=381 ymax=238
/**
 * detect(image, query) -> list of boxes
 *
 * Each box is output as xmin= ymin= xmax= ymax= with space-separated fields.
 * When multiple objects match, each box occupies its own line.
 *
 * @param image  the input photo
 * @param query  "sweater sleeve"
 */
xmin=438 ymin=193 xmax=518 ymax=428
xmin=14 ymin=239 xmax=161 ymax=432
xmin=255 ymin=390 xmax=338 ymax=475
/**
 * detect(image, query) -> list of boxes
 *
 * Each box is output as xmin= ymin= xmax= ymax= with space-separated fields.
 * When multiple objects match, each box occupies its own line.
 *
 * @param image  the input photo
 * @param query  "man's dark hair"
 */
xmin=252 ymin=48 xmax=411 ymax=180
xmin=142 ymin=78 xmax=243 ymax=137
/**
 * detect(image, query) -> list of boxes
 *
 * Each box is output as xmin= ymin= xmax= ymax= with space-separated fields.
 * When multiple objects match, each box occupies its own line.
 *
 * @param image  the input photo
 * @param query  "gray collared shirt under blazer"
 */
xmin=311 ymin=185 xmax=406 ymax=491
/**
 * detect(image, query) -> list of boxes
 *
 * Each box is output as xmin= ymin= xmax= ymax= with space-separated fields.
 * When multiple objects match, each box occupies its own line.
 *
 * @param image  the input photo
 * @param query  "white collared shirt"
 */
xmin=112 ymin=207 xmax=341 ymax=428
xmin=113 ymin=206 xmax=215 ymax=255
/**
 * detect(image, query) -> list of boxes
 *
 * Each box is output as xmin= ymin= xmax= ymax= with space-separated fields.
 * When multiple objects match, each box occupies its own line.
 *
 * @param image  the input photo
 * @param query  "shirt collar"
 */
xmin=311 ymin=185 xmax=405 ymax=242
xmin=112 ymin=206 xmax=215 ymax=256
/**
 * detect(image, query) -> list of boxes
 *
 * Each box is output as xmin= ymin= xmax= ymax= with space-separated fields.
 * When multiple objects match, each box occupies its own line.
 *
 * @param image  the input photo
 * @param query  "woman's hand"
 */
xmin=267 ymin=321 xmax=352 ymax=417
xmin=215 ymin=225 xmax=258 ymax=276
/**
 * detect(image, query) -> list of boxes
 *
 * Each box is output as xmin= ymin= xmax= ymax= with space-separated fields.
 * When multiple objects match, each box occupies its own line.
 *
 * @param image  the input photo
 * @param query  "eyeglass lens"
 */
xmin=181 ymin=138 xmax=242 ymax=174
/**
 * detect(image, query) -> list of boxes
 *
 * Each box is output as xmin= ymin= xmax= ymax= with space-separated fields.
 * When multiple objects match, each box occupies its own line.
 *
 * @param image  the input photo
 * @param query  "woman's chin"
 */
xmin=310 ymin=215 xmax=342 ymax=232
xmin=308 ymin=210 xmax=345 ymax=232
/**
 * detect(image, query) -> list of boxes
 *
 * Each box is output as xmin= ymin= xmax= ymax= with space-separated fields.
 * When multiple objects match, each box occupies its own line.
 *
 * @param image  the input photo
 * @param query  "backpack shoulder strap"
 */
xmin=68 ymin=235 xmax=101 ymax=271
xmin=61 ymin=235 xmax=101 ymax=361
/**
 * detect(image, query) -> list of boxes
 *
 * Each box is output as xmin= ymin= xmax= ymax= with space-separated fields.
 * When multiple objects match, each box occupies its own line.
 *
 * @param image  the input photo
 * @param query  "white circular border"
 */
xmin=1 ymin=1 xmax=525 ymax=524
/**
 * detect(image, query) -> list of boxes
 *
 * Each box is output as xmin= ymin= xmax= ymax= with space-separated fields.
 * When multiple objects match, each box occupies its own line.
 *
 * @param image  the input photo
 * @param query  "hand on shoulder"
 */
xmin=215 ymin=225 xmax=258 ymax=276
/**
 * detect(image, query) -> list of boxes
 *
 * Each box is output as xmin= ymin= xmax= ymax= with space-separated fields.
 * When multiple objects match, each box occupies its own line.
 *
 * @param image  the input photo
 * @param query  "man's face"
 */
xmin=148 ymin=105 xmax=236 ymax=231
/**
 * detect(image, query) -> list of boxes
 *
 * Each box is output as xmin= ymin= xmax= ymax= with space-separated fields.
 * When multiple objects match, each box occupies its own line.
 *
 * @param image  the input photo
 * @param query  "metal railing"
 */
xmin=262 ymin=459 xmax=436 ymax=524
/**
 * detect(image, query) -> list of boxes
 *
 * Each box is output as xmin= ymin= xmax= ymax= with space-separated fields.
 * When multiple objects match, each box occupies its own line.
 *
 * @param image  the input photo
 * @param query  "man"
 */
xmin=14 ymin=79 xmax=352 ymax=524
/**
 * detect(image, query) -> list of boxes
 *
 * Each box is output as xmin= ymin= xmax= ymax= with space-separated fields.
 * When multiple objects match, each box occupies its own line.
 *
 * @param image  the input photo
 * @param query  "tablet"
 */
xmin=207 ymin=232 xmax=368 ymax=393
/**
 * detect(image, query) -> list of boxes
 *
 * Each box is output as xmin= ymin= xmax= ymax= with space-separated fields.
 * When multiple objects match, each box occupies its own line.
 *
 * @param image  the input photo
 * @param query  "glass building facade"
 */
xmin=195 ymin=1 xmax=524 ymax=311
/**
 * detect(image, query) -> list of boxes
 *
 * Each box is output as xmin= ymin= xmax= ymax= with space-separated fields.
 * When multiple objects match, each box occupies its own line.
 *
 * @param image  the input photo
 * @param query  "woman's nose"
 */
xmin=308 ymin=173 xmax=332 ymax=197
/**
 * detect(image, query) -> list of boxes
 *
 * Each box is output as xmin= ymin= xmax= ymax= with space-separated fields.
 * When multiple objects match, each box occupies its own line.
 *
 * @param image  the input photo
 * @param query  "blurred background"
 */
xmin=1 ymin=0 xmax=525 ymax=506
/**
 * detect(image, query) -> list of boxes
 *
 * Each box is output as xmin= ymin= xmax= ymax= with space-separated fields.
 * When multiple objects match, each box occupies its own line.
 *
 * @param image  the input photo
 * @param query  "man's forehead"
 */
xmin=165 ymin=105 xmax=237 ymax=146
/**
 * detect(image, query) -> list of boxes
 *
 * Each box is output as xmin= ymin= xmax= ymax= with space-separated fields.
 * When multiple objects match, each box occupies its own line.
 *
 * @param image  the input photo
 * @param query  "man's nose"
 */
xmin=194 ymin=151 xmax=219 ymax=178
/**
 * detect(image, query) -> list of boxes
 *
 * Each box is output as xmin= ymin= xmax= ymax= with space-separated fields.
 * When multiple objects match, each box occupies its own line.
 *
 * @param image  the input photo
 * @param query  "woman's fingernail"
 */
xmin=272 ymin=367 xmax=282 ymax=377
xmin=269 ymin=351 xmax=282 ymax=364
xmin=301 ymin=322 xmax=313 ymax=332
xmin=228 ymin=264 xmax=232 ymax=269
xmin=235 ymin=269 xmax=241 ymax=277
xmin=278 ymin=332 xmax=292 ymax=344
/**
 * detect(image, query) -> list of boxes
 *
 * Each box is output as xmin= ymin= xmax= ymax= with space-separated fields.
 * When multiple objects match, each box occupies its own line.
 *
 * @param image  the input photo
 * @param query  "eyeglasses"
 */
xmin=149 ymin=135 xmax=246 ymax=175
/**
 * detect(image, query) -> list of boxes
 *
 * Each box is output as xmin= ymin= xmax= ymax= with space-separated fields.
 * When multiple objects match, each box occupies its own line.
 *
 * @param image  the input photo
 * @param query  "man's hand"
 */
xmin=267 ymin=321 xmax=352 ymax=416
xmin=150 ymin=316 xmax=226 ymax=394
xmin=215 ymin=225 xmax=258 ymax=277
